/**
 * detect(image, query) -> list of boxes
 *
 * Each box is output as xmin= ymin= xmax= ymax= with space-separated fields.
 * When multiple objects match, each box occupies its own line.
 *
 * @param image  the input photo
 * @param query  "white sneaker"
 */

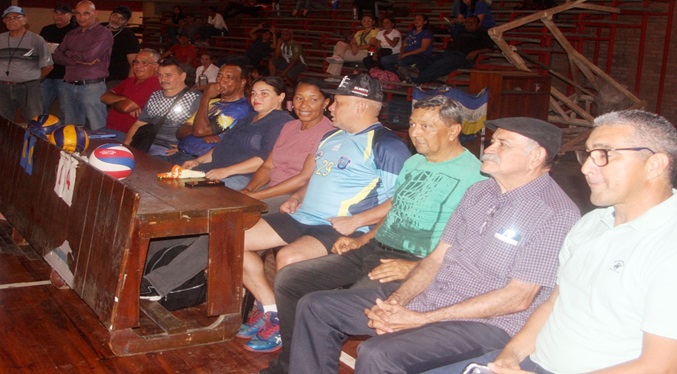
xmin=326 ymin=56 xmax=344 ymax=64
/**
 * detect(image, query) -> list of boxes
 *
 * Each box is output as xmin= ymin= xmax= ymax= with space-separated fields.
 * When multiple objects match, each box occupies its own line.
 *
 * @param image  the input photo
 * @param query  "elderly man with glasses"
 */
xmin=429 ymin=110 xmax=677 ymax=374
xmin=0 ymin=6 xmax=53 ymax=123
xmin=101 ymin=48 xmax=162 ymax=141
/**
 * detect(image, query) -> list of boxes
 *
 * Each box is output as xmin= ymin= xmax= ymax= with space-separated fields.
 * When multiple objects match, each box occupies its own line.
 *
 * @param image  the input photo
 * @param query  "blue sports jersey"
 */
xmin=291 ymin=123 xmax=411 ymax=232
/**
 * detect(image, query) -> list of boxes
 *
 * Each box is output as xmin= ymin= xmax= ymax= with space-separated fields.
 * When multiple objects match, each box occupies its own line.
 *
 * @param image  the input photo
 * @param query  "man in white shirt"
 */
xmin=194 ymin=53 xmax=218 ymax=90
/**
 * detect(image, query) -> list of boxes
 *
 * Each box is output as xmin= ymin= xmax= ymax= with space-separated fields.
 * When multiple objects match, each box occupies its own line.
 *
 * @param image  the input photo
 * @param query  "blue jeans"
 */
xmin=381 ymin=53 xmax=431 ymax=73
xmin=413 ymin=50 xmax=475 ymax=84
xmin=222 ymin=174 xmax=251 ymax=190
xmin=40 ymin=78 xmax=67 ymax=117
xmin=61 ymin=81 xmax=108 ymax=130
xmin=290 ymin=284 xmax=511 ymax=374
xmin=423 ymin=350 xmax=555 ymax=374
xmin=0 ymin=80 xmax=43 ymax=122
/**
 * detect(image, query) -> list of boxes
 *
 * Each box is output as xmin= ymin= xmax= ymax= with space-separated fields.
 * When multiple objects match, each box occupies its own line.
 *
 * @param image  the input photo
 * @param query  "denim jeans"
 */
xmin=40 ymin=78 xmax=67 ymax=117
xmin=413 ymin=50 xmax=475 ymax=84
xmin=61 ymin=81 xmax=108 ymax=130
xmin=0 ymin=80 xmax=43 ymax=122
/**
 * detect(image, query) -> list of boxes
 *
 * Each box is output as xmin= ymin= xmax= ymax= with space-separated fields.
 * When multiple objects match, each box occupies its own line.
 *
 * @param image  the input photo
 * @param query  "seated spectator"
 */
xmin=291 ymin=0 xmax=326 ymax=17
xmin=261 ymin=95 xmax=486 ymax=373
xmin=206 ymin=6 xmax=228 ymax=37
xmin=408 ymin=16 xmax=493 ymax=84
xmin=325 ymin=15 xmax=379 ymax=76
xmin=162 ymin=33 xmax=198 ymax=74
xmin=269 ymin=29 xmax=306 ymax=84
xmin=236 ymin=74 xmax=411 ymax=354
xmin=101 ymin=48 xmax=162 ymax=141
xmin=194 ymin=53 xmax=219 ymax=89
xmin=177 ymin=15 xmax=200 ymax=43
xmin=427 ymin=110 xmax=677 ymax=374
xmin=123 ymin=59 xmax=201 ymax=157
xmin=223 ymin=0 xmax=266 ymax=19
xmin=288 ymin=117 xmax=580 ymax=373
xmin=182 ymin=76 xmax=293 ymax=190
xmin=450 ymin=0 xmax=496 ymax=37
xmin=170 ymin=64 xmax=252 ymax=164
xmin=381 ymin=14 xmax=434 ymax=76
xmin=363 ymin=16 xmax=401 ymax=70
xmin=224 ymin=23 xmax=274 ymax=67
xmin=163 ymin=6 xmax=186 ymax=43
xmin=242 ymin=79 xmax=335 ymax=214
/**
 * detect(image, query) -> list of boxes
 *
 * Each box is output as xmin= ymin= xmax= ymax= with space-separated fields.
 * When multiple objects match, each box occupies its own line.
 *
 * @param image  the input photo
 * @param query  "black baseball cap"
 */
xmin=486 ymin=117 xmax=562 ymax=161
xmin=54 ymin=4 xmax=72 ymax=13
xmin=322 ymin=73 xmax=383 ymax=102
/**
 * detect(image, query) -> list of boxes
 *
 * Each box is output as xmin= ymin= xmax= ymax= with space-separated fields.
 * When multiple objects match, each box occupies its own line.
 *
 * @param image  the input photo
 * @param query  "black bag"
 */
xmin=143 ymin=244 xmax=207 ymax=311
xmin=129 ymin=123 xmax=159 ymax=153
xmin=129 ymin=87 xmax=191 ymax=153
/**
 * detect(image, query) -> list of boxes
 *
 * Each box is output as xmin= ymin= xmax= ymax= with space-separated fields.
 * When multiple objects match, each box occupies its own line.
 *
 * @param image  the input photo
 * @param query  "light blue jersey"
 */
xmin=291 ymin=123 xmax=410 ymax=232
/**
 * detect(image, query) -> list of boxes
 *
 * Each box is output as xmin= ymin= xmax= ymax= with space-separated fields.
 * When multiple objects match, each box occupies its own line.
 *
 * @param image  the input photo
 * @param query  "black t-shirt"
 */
xmin=39 ymin=22 xmax=77 ymax=79
xmin=102 ymin=24 xmax=141 ymax=80
xmin=448 ymin=28 xmax=494 ymax=56
xmin=246 ymin=38 xmax=273 ymax=66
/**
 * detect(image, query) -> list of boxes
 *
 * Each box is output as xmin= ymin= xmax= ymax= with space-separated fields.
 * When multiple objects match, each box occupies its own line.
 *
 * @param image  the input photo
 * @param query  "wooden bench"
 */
xmin=0 ymin=119 xmax=266 ymax=355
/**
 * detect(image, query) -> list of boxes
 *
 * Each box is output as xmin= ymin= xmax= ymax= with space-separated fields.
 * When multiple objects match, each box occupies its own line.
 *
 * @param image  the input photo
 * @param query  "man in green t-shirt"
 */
xmin=259 ymin=95 xmax=486 ymax=373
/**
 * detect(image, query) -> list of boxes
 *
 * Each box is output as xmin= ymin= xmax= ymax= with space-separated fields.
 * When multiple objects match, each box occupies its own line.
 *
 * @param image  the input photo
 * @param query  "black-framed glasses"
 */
xmin=575 ymin=147 xmax=655 ymax=167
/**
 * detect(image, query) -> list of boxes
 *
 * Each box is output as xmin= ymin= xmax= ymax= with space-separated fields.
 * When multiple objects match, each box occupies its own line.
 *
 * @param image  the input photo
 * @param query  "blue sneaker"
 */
xmin=237 ymin=308 xmax=265 ymax=339
xmin=244 ymin=312 xmax=282 ymax=353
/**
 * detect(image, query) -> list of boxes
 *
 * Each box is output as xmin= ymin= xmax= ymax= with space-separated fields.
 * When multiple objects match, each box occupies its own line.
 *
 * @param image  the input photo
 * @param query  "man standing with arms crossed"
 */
xmin=54 ymin=0 xmax=112 ymax=130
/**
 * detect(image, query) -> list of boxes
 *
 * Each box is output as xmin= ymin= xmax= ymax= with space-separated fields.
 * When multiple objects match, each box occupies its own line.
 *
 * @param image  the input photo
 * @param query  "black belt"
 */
xmin=0 ymin=79 xmax=39 ymax=85
xmin=66 ymin=78 xmax=105 ymax=85
xmin=376 ymin=241 xmax=410 ymax=255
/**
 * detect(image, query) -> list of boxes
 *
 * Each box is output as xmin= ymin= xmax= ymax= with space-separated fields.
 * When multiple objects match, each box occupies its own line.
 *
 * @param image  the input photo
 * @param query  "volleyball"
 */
xmin=49 ymin=124 xmax=89 ymax=153
xmin=88 ymin=144 xmax=135 ymax=180
xmin=28 ymin=114 xmax=62 ymax=139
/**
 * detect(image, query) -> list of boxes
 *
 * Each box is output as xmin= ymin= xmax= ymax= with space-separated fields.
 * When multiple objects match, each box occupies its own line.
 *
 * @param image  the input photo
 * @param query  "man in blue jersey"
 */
xmin=238 ymin=73 xmax=411 ymax=353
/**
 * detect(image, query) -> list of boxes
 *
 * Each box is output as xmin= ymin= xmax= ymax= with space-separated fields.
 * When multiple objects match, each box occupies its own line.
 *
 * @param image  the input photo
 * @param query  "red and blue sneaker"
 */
xmin=244 ymin=312 xmax=282 ymax=353
xmin=237 ymin=308 xmax=266 ymax=339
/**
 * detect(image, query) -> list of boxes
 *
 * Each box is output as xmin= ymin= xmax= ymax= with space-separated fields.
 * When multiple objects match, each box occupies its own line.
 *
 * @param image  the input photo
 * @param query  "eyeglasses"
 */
xmin=3 ymin=15 xmax=24 ymax=21
xmin=132 ymin=60 xmax=158 ymax=66
xmin=575 ymin=147 xmax=655 ymax=167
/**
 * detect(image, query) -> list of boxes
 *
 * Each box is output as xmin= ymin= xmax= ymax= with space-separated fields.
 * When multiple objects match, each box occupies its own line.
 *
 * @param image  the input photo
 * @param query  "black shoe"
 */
xmin=140 ymin=278 xmax=161 ymax=301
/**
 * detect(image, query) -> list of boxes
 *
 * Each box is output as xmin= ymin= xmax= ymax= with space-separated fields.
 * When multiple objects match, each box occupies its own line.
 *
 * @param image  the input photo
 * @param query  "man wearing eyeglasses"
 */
xmin=430 ymin=110 xmax=677 ymax=374
xmin=0 ymin=6 xmax=53 ymax=123
xmin=288 ymin=117 xmax=580 ymax=373
xmin=101 ymin=48 xmax=161 ymax=141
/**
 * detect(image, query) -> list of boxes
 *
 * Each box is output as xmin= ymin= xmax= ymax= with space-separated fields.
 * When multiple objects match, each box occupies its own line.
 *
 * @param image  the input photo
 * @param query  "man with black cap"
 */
xmin=40 ymin=4 xmax=77 ymax=117
xmin=103 ymin=5 xmax=140 ymax=88
xmin=287 ymin=117 xmax=581 ymax=373
xmin=0 ymin=6 xmax=53 ymax=122
xmin=236 ymin=73 xmax=411 ymax=354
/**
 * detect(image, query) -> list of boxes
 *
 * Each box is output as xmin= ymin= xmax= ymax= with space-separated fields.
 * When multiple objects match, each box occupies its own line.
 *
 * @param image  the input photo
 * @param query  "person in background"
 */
xmin=101 ymin=48 xmax=161 ymax=141
xmin=103 ymin=5 xmax=140 ymax=89
xmin=363 ymin=16 xmax=401 ymax=71
xmin=381 ymin=14 xmax=434 ymax=77
xmin=450 ymin=0 xmax=496 ymax=37
xmin=205 ymin=6 xmax=228 ymax=39
xmin=164 ymin=5 xmax=185 ymax=44
xmin=53 ymin=0 xmax=113 ymax=130
xmin=0 ymin=6 xmax=53 ymax=123
xmin=40 ymin=4 xmax=77 ymax=117
xmin=223 ymin=23 xmax=274 ymax=68
xmin=325 ymin=15 xmax=379 ymax=76
xmin=242 ymin=79 xmax=335 ymax=214
xmin=269 ymin=29 xmax=306 ymax=85
xmin=162 ymin=33 xmax=198 ymax=75
xmin=194 ymin=52 xmax=219 ymax=90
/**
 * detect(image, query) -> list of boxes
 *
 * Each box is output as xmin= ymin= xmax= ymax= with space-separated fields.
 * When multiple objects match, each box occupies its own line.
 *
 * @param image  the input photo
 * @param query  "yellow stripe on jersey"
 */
xmin=318 ymin=129 xmax=344 ymax=149
xmin=363 ymin=130 xmax=374 ymax=161
xmin=337 ymin=177 xmax=379 ymax=216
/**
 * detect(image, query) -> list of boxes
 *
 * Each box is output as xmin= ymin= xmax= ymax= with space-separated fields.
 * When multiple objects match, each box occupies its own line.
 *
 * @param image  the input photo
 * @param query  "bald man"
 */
xmin=53 ymin=0 xmax=113 ymax=130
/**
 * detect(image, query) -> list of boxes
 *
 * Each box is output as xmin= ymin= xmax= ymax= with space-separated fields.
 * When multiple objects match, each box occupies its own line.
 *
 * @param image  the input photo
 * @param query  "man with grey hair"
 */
xmin=437 ymin=110 xmax=677 ymax=374
xmin=288 ymin=116 xmax=581 ymax=373
xmin=0 ymin=5 xmax=53 ymax=122
xmin=101 ymin=48 xmax=161 ymax=141
xmin=260 ymin=95 xmax=486 ymax=374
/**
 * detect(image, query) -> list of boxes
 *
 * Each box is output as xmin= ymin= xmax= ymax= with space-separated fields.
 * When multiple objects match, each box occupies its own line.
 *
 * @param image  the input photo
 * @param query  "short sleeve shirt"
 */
xmin=0 ymin=31 xmax=53 ymax=83
xmin=407 ymin=174 xmax=580 ymax=336
xmin=105 ymin=76 xmax=162 ymax=133
xmin=403 ymin=29 xmax=434 ymax=56
xmin=138 ymin=88 xmax=202 ymax=148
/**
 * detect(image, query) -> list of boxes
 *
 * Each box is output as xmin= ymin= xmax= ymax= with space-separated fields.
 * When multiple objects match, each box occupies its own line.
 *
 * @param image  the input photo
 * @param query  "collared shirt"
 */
xmin=40 ymin=22 xmax=78 ymax=80
xmin=407 ymin=174 xmax=580 ymax=336
xmin=533 ymin=190 xmax=677 ymax=373
xmin=53 ymin=22 xmax=113 ymax=81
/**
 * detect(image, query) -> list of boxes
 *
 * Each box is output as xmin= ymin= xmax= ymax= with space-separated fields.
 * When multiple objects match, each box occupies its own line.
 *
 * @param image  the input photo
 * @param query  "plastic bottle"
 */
xmin=198 ymin=73 xmax=208 ymax=87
